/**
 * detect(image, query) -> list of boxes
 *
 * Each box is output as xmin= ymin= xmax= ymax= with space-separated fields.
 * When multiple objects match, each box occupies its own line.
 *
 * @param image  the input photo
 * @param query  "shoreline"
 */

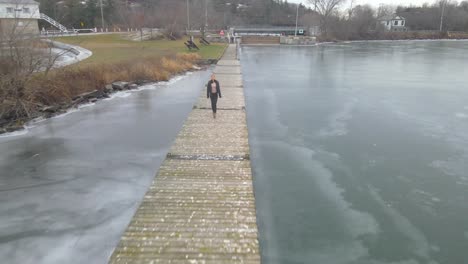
xmin=336 ymin=38 xmax=468 ymax=43
xmin=0 ymin=62 xmax=214 ymax=137
xmin=241 ymin=38 xmax=468 ymax=47
xmin=240 ymin=38 xmax=468 ymax=47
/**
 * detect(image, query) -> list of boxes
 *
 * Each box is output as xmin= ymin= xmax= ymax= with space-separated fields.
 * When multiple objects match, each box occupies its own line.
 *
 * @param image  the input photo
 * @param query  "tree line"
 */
xmin=38 ymin=0 xmax=468 ymax=38
xmin=310 ymin=0 xmax=468 ymax=40
xmin=38 ymin=0 xmax=318 ymax=30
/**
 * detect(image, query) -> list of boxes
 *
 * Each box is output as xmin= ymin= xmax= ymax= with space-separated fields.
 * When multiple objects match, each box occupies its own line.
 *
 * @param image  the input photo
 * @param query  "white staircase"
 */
xmin=40 ymin=13 xmax=67 ymax=32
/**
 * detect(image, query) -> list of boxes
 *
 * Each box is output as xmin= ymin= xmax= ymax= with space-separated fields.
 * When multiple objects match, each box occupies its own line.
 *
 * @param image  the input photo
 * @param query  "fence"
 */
xmin=40 ymin=27 xmax=143 ymax=36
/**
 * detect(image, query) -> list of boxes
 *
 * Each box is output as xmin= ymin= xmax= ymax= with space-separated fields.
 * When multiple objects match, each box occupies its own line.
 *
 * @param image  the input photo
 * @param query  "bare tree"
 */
xmin=377 ymin=4 xmax=395 ymax=19
xmin=1 ymin=1 xmax=66 ymax=123
xmin=308 ymin=0 xmax=344 ymax=37
xmin=349 ymin=5 xmax=376 ymax=39
xmin=396 ymin=1 xmax=468 ymax=31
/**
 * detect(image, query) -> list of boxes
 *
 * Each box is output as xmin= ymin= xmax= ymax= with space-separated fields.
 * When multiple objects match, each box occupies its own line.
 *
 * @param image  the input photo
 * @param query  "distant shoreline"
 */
xmin=241 ymin=38 xmax=468 ymax=47
xmin=333 ymin=38 xmax=468 ymax=44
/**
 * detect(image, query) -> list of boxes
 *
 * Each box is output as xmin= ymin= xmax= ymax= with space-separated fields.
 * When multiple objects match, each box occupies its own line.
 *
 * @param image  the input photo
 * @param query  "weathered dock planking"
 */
xmin=109 ymin=44 xmax=261 ymax=264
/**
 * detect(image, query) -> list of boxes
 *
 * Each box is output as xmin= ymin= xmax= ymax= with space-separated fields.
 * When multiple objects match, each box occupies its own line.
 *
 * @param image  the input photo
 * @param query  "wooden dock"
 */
xmin=109 ymin=44 xmax=261 ymax=264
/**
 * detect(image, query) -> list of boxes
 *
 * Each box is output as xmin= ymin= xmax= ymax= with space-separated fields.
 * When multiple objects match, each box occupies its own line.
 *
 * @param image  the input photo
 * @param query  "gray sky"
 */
xmin=289 ymin=0 xmax=438 ymax=8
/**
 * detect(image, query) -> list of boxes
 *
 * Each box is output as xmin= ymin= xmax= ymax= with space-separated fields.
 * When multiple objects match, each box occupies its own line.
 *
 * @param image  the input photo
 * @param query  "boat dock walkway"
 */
xmin=109 ymin=44 xmax=261 ymax=264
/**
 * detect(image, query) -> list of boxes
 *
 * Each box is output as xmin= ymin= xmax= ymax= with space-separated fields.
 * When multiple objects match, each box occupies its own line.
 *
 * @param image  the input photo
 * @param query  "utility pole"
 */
xmin=99 ymin=0 xmax=104 ymax=29
xmin=205 ymin=0 xmax=208 ymax=30
xmin=439 ymin=0 xmax=447 ymax=32
xmin=295 ymin=3 xmax=300 ymax=36
xmin=186 ymin=0 xmax=190 ymax=33
xmin=348 ymin=0 xmax=354 ymax=19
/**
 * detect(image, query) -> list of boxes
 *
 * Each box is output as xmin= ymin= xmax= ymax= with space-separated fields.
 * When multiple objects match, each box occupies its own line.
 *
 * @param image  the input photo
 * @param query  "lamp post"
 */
xmin=295 ymin=3 xmax=300 ymax=36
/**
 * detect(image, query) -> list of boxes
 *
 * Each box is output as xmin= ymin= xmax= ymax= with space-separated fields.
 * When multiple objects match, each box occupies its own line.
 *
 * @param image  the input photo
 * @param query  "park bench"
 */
xmin=200 ymin=37 xmax=211 ymax=45
xmin=185 ymin=39 xmax=200 ymax=50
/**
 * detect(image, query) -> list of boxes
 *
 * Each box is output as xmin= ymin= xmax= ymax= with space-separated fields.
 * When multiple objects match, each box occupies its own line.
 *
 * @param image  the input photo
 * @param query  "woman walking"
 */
xmin=207 ymin=74 xmax=222 ymax=119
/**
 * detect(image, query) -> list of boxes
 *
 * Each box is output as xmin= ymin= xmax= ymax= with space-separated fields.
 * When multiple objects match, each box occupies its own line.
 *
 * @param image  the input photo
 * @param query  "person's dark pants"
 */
xmin=210 ymin=93 xmax=218 ymax=113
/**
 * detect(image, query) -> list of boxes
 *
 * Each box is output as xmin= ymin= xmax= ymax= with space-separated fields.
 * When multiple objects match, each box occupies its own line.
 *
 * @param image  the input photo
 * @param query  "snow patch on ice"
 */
xmin=77 ymin=102 xmax=96 ymax=109
xmin=103 ymin=91 xmax=132 ymax=101
xmin=368 ymin=186 xmax=433 ymax=261
xmin=159 ymin=75 xmax=187 ymax=85
xmin=51 ymin=109 xmax=79 ymax=119
xmin=455 ymin=112 xmax=468 ymax=119
xmin=0 ymin=127 xmax=28 ymax=138
xmin=318 ymin=98 xmax=357 ymax=137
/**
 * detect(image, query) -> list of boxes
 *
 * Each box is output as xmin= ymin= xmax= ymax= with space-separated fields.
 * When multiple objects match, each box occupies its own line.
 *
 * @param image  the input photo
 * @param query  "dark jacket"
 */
xmin=207 ymin=80 xmax=222 ymax=98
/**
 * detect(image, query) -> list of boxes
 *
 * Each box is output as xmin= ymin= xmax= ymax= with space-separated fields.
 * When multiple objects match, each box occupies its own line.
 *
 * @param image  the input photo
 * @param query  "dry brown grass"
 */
xmin=26 ymin=53 xmax=200 ymax=107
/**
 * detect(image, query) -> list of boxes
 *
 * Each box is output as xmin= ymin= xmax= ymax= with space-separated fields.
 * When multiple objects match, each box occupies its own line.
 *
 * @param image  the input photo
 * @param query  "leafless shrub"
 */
xmin=0 ymin=37 xmax=62 ymax=122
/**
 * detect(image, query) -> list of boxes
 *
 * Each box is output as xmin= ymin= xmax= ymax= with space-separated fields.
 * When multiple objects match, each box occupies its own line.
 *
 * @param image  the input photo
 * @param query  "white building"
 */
xmin=379 ymin=15 xmax=407 ymax=32
xmin=0 ymin=0 xmax=40 ymax=38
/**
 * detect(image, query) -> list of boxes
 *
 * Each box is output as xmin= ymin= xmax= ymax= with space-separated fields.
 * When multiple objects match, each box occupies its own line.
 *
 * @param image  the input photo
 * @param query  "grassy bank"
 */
xmin=0 ymin=34 xmax=227 ymax=133
xmin=54 ymin=34 xmax=226 ymax=64
xmin=46 ymin=34 xmax=226 ymax=99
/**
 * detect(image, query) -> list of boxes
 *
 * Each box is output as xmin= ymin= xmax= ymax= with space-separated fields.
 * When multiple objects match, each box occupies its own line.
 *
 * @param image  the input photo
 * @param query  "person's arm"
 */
xmin=207 ymin=81 xmax=210 ymax=98
xmin=217 ymin=81 xmax=222 ymax=98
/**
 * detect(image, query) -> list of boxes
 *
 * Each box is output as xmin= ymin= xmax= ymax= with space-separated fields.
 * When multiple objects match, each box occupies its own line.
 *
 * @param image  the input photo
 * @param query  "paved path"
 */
xmin=109 ymin=45 xmax=261 ymax=263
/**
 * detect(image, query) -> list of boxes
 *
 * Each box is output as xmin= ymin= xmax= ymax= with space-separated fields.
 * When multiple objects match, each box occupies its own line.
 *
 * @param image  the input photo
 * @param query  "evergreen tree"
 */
xmin=38 ymin=0 xmax=57 ymax=30
xmin=39 ymin=0 xmax=56 ymax=18
xmin=63 ymin=0 xmax=85 ymax=28
xmin=85 ymin=0 xmax=99 ymax=27
xmin=103 ymin=0 xmax=116 ymax=25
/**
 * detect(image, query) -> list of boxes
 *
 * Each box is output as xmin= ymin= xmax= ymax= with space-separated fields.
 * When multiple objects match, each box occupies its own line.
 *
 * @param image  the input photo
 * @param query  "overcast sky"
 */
xmin=288 ymin=0 xmax=439 ymax=8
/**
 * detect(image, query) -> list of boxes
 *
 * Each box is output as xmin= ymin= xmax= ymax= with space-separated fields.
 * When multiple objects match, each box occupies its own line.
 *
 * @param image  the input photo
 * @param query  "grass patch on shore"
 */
xmin=1 ymin=34 xmax=226 ymax=132
xmin=54 ymin=34 xmax=226 ymax=64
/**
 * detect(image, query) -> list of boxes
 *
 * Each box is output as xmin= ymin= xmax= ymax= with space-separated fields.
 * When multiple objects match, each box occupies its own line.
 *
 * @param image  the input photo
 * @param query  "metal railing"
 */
xmin=40 ymin=30 xmax=77 ymax=36
xmin=40 ymin=13 xmax=67 ymax=32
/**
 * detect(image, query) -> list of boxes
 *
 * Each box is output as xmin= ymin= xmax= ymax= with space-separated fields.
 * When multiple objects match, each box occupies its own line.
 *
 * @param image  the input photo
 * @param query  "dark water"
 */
xmin=0 ymin=71 xmax=210 ymax=264
xmin=241 ymin=41 xmax=468 ymax=264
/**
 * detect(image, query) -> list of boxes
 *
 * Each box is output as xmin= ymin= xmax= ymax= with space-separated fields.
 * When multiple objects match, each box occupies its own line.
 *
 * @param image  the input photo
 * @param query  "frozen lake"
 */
xmin=0 ymin=71 xmax=210 ymax=264
xmin=241 ymin=41 xmax=468 ymax=264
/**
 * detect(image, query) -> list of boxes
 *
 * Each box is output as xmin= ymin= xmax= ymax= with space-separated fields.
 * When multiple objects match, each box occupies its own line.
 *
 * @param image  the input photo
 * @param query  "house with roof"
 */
xmin=0 ymin=0 xmax=40 ymax=37
xmin=379 ymin=15 xmax=407 ymax=32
